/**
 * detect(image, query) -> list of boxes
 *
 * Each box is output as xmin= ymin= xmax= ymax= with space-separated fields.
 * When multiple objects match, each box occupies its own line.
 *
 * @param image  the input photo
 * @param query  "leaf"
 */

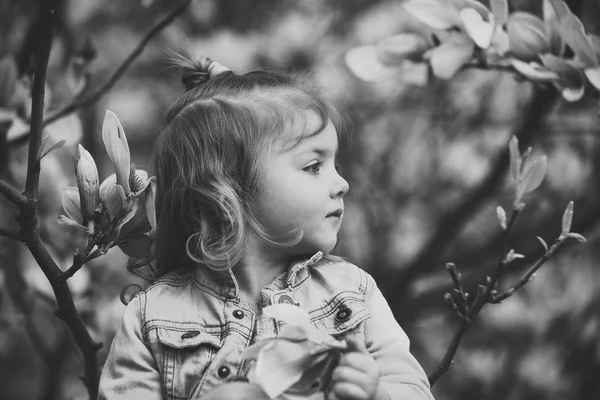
xmin=344 ymin=46 xmax=396 ymax=82
xmin=428 ymin=34 xmax=474 ymax=79
xmin=561 ymin=200 xmax=573 ymax=235
xmin=496 ymin=205 xmax=507 ymax=230
xmin=102 ymin=110 xmax=131 ymax=195
xmin=567 ymin=232 xmax=586 ymax=243
xmin=460 ymin=8 xmax=495 ymax=49
xmin=511 ymin=59 xmax=559 ymax=81
xmin=403 ymin=0 xmax=462 ymax=30
xmin=521 ymin=154 xmax=547 ymax=194
xmin=559 ymin=14 xmax=598 ymax=67
xmin=37 ymin=138 xmax=66 ymax=161
xmin=376 ymin=34 xmax=430 ymax=65
xmin=536 ymin=236 xmax=549 ymax=251
xmin=490 ymin=0 xmax=508 ymax=25
xmin=507 ymin=12 xmax=550 ymax=62
xmin=508 ymin=136 xmax=520 ymax=181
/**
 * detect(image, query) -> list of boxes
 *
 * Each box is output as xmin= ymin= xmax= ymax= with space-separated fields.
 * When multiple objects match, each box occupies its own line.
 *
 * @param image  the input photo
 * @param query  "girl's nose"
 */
xmin=332 ymin=172 xmax=349 ymax=198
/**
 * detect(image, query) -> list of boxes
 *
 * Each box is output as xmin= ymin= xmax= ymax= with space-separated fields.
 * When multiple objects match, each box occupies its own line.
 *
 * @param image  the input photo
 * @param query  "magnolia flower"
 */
xmin=508 ymin=136 xmax=547 ymax=210
xmin=242 ymin=304 xmax=346 ymax=399
xmin=59 ymin=110 xmax=156 ymax=258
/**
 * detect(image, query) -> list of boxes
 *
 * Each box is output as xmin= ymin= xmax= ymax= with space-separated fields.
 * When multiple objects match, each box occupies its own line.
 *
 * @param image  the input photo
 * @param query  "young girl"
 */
xmin=98 ymin=53 xmax=434 ymax=400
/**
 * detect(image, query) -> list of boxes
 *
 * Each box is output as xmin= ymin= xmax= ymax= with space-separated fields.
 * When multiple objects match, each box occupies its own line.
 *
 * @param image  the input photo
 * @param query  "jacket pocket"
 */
xmin=309 ymin=291 xmax=371 ymax=337
xmin=152 ymin=325 xmax=222 ymax=400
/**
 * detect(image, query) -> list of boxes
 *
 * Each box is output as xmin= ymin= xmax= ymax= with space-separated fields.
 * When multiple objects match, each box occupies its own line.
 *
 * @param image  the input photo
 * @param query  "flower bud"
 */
xmin=507 ymin=12 xmax=550 ymax=62
xmin=75 ymin=144 xmax=99 ymax=221
xmin=102 ymin=110 xmax=131 ymax=195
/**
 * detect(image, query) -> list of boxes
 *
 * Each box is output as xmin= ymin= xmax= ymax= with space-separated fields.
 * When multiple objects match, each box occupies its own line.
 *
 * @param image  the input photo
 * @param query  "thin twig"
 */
xmin=11 ymin=0 xmax=193 ymax=149
xmin=385 ymin=85 xmax=557 ymax=302
xmin=0 ymin=178 xmax=27 ymax=206
xmin=428 ymin=318 xmax=469 ymax=385
xmin=0 ymin=227 xmax=25 ymax=242
xmin=492 ymin=239 xmax=564 ymax=303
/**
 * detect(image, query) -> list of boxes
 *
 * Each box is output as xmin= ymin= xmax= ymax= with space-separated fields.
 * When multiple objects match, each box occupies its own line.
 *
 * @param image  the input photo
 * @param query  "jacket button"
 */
xmin=278 ymin=294 xmax=295 ymax=304
xmin=217 ymin=366 xmax=230 ymax=379
xmin=233 ymin=309 xmax=244 ymax=319
xmin=335 ymin=308 xmax=352 ymax=323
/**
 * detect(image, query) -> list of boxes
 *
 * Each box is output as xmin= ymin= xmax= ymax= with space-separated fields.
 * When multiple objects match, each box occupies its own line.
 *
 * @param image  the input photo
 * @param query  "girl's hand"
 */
xmin=328 ymin=337 xmax=384 ymax=400
xmin=202 ymin=382 xmax=270 ymax=400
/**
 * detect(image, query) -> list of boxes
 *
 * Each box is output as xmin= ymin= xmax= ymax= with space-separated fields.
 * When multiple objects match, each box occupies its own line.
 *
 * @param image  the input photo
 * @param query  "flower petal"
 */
xmin=145 ymin=176 xmax=157 ymax=234
xmin=511 ymin=59 xmax=559 ymax=81
xmin=403 ymin=0 xmax=462 ymax=30
xmin=264 ymin=304 xmax=312 ymax=330
xmin=99 ymin=174 xmax=126 ymax=219
xmin=62 ymin=187 xmax=83 ymax=224
xmin=460 ymin=8 xmax=495 ymax=49
xmin=58 ymin=215 xmax=87 ymax=229
xmin=376 ymin=34 xmax=430 ymax=65
xmin=428 ymin=34 xmax=474 ymax=79
xmin=76 ymin=144 xmax=100 ymax=221
xmin=584 ymin=66 xmax=600 ymax=90
xmin=345 ymin=46 xmax=397 ymax=82
xmin=102 ymin=110 xmax=131 ymax=195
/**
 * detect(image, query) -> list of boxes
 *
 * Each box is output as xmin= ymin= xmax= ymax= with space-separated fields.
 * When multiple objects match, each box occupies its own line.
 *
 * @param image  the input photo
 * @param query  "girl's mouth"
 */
xmin=326 ymin=209 xmax=343 ymax=218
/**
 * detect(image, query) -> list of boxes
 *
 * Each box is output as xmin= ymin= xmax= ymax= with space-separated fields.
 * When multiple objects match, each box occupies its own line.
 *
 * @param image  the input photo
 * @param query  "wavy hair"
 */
xmin=141 ymin=53 xmax=347 ymax=280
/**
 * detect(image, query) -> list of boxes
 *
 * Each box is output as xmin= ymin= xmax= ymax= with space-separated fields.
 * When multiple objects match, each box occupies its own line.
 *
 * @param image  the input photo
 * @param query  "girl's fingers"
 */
xmin=338 ymin=352 xmax=374 ymax=374
xmin=332 ymin=365 xmax=371 ymax=393
xmin=329 ymin=381 xmax=369 ymax=400
xmin=345 ymin=335 xmax=368 ymax=354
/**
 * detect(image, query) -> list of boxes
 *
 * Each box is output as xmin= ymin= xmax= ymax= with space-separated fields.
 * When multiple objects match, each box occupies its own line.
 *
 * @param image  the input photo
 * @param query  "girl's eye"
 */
xmin=304 ymin=161 xmax=322 ymax=174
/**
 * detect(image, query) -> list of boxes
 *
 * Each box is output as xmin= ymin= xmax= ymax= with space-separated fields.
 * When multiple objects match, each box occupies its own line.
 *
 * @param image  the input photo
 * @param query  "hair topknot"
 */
xmin=173 ymin=52 xmax=233 ymax=91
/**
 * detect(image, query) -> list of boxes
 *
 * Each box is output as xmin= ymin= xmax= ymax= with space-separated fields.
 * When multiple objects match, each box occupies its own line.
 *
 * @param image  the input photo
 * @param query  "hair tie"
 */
xmin=180 ymin=54 xmax=233 ymax=91
xmin=203 ymin=56 xmax=231 ymax=77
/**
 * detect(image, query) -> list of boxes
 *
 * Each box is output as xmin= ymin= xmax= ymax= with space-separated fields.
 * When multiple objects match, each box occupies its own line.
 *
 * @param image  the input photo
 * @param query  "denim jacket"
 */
xmin=98 ymin=253 xmax=434 ymax=400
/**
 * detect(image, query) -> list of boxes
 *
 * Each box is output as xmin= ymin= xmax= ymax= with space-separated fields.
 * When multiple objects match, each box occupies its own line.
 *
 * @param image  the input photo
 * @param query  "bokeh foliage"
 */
xmin=0 ymin=0 xmax=599 ymax=399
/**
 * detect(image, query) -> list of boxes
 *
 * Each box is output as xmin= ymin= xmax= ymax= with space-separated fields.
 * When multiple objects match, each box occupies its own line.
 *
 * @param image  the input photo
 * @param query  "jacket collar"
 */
xmin=192 ymin=251 xmax=324 ymax=301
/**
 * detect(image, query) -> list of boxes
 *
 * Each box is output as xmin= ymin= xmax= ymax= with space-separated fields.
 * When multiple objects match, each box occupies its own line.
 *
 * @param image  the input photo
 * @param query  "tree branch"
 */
xmin=0 ymin=226 xmax=25 ymax=242
xmin=23 ymin=0 xmax=56 ymax=198
xmin=0 ymin=178 xmax=27 ymax=206
xmin=382 ymin=84 xmax=558 ymax=300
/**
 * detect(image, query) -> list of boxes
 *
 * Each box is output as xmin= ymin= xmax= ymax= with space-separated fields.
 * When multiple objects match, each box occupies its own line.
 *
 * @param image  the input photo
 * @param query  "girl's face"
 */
xmin=255 ymin=114 xmax=349 ymax=255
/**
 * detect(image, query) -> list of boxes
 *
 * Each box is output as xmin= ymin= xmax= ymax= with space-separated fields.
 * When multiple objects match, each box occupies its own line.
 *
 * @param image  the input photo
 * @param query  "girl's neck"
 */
xmin=233 ymin=234 xmax=290 ymax=302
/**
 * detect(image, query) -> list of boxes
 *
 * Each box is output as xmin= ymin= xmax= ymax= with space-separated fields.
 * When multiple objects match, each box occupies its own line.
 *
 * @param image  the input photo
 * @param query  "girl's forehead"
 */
xmin=277 ymin=112 xmax=334 ymax=153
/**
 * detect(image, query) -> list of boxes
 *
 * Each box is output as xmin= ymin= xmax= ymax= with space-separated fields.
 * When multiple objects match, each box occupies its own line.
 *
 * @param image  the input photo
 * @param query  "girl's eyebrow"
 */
xmin=302 ymin=146 xmax=339 ymax=158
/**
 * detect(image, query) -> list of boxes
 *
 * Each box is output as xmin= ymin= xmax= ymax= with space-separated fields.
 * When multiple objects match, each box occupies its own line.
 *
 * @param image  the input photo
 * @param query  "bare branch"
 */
xmin=44 ymin=1 xmax=192 ymax=126
xmin=428 ymin=319 xmax=469 ymax=385
xmin=0 ymin=178 xmax=27 ymax=206
xmin=0 ymin=226 xmax=25 ymax=242
xmin=492 ymin=238 xmax=565 ymax=303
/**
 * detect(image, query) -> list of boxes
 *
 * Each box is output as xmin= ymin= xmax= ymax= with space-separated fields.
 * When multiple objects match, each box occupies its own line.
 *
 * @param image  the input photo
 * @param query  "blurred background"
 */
xmin=1 ymin=0 xmax=600 ymax=399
